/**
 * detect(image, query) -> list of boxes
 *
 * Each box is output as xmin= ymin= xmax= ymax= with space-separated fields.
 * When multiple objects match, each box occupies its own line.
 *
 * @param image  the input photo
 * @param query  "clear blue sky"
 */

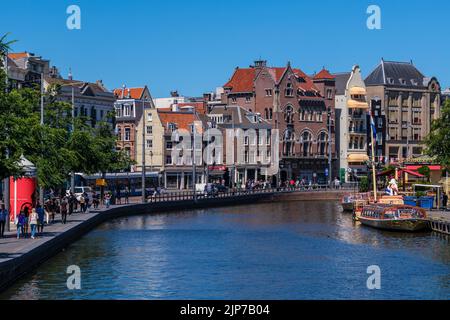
xmin=1 ymin=0 xmax=449 ymax=97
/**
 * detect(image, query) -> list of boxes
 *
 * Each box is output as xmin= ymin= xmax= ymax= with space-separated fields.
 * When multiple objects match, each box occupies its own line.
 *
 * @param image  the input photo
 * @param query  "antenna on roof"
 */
xmin=68 ymin=68 xmax=73 ymax=80
xmin=410 ymin=59 xmax=413 ymax=65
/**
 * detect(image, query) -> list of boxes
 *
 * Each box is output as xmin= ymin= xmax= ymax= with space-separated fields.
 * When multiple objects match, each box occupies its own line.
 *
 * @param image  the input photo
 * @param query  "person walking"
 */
xmin=79 ymin=194 xmax=86 ymax=213
xmin=61 ymin=197 xmax=68 ymax=224
xmin=443 ymin=192 xmax=448 ymax=210
xmin=104 ymin=192 xmax=111 ymax=208
xmin=29 ymin=208 xmax=38 ymax=239
xmin=0 ymin=204 xmax=8 ymax=238
xmin=23 ymin=207 xmax=30 ymax=238
xmin=36 ymin=203 xmax=45 ymax=235
xmin=68 ymin=192 xmax=75 ymax=215
xmin=124 ymin=187 xmax=129 ymax=204
xmin=16 ymin=211 xmax=25 ymax=239
xmin=116 ymin=188 xmax=122 ymax=205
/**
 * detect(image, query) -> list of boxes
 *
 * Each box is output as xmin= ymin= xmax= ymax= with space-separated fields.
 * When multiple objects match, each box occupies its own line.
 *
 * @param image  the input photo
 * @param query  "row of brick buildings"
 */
xmin=3 ymin=52 xmax=445 ymax=188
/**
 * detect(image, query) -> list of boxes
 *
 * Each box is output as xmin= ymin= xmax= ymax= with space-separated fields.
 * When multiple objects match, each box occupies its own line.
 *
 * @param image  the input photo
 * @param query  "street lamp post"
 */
xmin=327 ymin=107 xmax=333 ymax=189
xmin=141 ymin=99 xmax=147 ymax=203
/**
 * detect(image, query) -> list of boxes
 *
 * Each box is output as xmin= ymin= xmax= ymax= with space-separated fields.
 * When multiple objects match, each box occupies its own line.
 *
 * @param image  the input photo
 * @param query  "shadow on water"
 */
xmin=1 ymin=200 xmax=449 ymax=300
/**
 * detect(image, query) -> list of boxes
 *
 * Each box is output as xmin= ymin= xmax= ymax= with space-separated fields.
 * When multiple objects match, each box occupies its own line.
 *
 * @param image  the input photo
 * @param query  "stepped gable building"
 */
xmin=365 ymin=59 xmax=441 ymax=164
xmin=113 ymin=86 xmax=154 ymax=167
xmin=221 ymin=60 xmax=336 ymax=184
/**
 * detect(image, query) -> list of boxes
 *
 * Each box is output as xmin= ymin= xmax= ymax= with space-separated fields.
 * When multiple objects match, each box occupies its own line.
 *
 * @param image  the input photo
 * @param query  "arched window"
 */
xmin=284 ymin=105 xmax=294 ymax=124
xmin=269 ymin=108 xmax=273 ymax=120
xmin=300 ymin=131 xmax=313 ymax=157
xmin=285 ymin=83 xmax=294 ymax=97
xmin=299 ymin=108 xmax=306 ymax=121
xmin=264 ymin=108 xmax=268 ymax=119
xmin=317 ymin=131 xmax=328 ymax=156
xmin=282 ymin=129 xmax=295 ymax=156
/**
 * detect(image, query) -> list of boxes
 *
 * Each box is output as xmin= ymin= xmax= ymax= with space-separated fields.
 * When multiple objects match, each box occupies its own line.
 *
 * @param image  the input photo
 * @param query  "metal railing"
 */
xmin=143 ymin=184 xmax=354 ymax=204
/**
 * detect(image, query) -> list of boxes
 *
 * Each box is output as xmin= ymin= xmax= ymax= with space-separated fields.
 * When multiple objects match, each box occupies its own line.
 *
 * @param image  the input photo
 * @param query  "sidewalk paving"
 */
xmin=0 ymin=208 xmax=108 ymax=263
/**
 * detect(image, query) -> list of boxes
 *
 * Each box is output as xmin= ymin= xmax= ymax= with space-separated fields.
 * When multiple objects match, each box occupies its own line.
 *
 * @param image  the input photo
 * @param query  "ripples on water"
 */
xmin=2 ymin=201 xmax=449 ymax=300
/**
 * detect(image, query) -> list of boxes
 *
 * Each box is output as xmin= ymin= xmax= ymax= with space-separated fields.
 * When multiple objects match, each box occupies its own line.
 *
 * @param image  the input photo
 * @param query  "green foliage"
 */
xmin=359 ymin=176 xmax=369 ymax=192
xmin=425 ymin=100 xmax=450 ymax=168
xmin=0 ymin=38 xmax=133 ymax=191
xmin=417 ymin=165 xmax=431 ymax=181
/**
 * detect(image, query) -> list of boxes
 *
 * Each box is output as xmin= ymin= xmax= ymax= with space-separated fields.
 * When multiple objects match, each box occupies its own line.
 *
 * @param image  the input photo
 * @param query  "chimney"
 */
xmin=121 ymin=84 xmax=126 ymax=99
xmin=170 ymin=90 xmax=179 ymax=97
xmin=254 ymin=59 xmax=267 ymax=68
xmin=172 ymin=103 xmax=179 ymax=112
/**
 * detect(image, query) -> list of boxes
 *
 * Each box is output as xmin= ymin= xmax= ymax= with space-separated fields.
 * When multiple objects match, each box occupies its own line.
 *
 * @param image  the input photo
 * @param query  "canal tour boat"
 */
xmin=358 ymin=204 xmax=430 ymax=232
xmin=341 ymin=193 xmax=370 ymax=212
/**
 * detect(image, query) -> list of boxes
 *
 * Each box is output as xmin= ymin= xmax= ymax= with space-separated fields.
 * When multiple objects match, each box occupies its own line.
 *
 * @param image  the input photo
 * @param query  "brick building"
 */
xmin=222 ymin=60 xmax=336 ymax=184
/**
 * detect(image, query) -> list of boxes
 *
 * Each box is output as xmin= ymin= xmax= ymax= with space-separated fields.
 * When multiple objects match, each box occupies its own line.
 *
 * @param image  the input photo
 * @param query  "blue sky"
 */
xmin=1 ymin=0 xmax=449 ymax=97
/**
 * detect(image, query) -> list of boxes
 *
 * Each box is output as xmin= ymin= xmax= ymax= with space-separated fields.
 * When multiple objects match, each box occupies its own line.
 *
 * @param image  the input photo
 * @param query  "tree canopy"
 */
xmin=425 ymin=99 xmax=450 ymax=168
xmin=1 ymin=35 xmax=132 ymax=193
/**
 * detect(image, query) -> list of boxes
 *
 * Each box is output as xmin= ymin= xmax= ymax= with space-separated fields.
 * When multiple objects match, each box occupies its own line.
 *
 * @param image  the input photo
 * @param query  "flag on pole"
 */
xmin=368 ymin=111 xmax=377 ymax=139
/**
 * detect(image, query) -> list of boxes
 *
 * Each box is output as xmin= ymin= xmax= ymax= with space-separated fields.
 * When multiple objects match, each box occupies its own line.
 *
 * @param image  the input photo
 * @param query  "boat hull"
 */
xmin=341 ymin=202 xmax=354 ymax=212
xmin=359 ymin=217 xmax=430 ymax=232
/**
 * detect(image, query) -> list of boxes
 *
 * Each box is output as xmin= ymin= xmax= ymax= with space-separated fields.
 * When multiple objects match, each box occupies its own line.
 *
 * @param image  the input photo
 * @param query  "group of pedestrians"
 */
xmin=14 ymin=203 xmax=46 ymax=239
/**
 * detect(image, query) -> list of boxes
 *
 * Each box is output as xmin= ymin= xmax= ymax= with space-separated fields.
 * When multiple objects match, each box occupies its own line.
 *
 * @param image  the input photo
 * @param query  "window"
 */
xmin=146 ymin=139 xmax=153 ymax=148
xmin=285 ymin=83 xmax=294 ymax=97
xmin=264 ymin=108 xmax=268 ymax=120
xmin=284 ymin=105 xmax=294 ymax=124
xmin=244 ymin=136 xmax=249 ymax=146
xmin=165 ymin=155 xmax=172 ymax=165
xmin=326 ymin=89 xmax=333 ymax=99
xmin=117 ymin=127 xmax=122 ymax=140
xmin=168 ymin=123 xmax=177 ymax=132
xmin=146 ymin=126 xmax=152 ymax=135
xmin=301 ymin=131 xmax=312 ymax=157
xmin=147 ymin=113 xmax=153 ymax=121
xmin=124 ymin=104 xmax=131 ymax=117
xmin=124 ymin=128 xmax=131 ymax=141
xmin=231 ymin=96 xmax=237 ymax=103
xmin=265 ymin=89 xmax=273 ymax=96
xmin=166 ymin=141 xmax=173 ymax=149
xmin=115 ymin=106 xmax=121 ymax=117
xmin=317 ymin=132 xmax=328 ymax=156
xmin=269 ymin=108 xmax=273 ymax=120
xmin=245 ymin=96 xmax=251 ymax=103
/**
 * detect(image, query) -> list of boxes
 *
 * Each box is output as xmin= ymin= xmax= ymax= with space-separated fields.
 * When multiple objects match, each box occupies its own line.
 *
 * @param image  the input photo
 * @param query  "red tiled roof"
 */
xmin=8 ymin=52 xmax=29 ymax=60
xmin=113 ymin=87 xmax=145 ymax=99
xmin=176 ymin=102 xmax=206 ymax=114
xmin=292 ymin=69 xmax=320 ymax=92
xmin=313 ymin=68 xmax=335 ymax=80
xmin=223 ymin=65 xmax=320 ymax=94
xmin=223 ymin=68 xmax=255 ymax=92
xmin=157 ymin=110 xmax=197 ymax=131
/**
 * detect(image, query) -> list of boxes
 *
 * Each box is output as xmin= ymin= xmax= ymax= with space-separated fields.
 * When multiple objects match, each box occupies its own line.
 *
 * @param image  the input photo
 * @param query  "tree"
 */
xmin=425 ymin=100 xmax=450 ymax=168
xmin=417 ymin=165 xmax=431 ymax=182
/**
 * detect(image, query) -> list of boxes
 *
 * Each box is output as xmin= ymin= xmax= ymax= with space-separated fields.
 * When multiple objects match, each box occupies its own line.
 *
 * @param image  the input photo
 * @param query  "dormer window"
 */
xmin=399 ymin=78 xmax=406 ymax=85
xmin=411 ymin=79 xmax=418 ymax=86
xmin=387 ymin=77 xmax=394 ymax=84
xmin=168 ymin=122 xmax=177 ymax=132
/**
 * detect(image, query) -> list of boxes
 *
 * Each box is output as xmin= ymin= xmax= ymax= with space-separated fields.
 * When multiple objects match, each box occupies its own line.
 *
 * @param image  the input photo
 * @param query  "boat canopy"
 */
xmin=347 ymin=153 xmax=369 ymax=163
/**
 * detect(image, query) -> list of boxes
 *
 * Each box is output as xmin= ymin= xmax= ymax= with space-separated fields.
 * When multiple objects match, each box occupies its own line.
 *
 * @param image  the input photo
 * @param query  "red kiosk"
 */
xmin=9 ymin=156 xmax=37 ymax=222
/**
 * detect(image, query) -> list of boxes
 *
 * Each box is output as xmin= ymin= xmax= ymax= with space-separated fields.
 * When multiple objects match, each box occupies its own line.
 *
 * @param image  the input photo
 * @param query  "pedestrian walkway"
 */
xmin=0 ymin=209 xmax=105 ymax=263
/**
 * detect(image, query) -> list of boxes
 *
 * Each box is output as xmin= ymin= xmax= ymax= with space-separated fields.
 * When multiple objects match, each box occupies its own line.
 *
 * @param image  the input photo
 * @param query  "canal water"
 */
xmin=1 ymin=201 xmax=449 ymax=299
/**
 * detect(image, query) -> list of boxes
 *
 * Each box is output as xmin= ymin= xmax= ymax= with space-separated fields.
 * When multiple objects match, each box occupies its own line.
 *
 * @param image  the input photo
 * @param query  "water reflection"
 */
xmin=1 ymin=200 xmax=449 ymax=300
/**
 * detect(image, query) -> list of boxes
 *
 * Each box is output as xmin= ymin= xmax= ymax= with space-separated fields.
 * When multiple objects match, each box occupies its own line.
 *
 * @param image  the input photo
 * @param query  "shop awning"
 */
xmin=349 ymin=86 xmax=366 ymax=95
xmin=405 ymin=165 xmax=442 ymax=171
xmin=402 ymin=169 xmax=424 ymax=178
xmin=347 ymin=153 xmax=369 ymax=163
xmin=347 ymin=99 xmax=369 ymax=109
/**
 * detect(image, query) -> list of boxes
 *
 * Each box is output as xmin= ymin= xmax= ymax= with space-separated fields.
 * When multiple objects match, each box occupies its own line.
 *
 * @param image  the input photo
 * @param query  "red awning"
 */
xmin=406 ymin=165 xmax=442 ymax=171
xmin=401 ymin=169 xmax=424 ymax=178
